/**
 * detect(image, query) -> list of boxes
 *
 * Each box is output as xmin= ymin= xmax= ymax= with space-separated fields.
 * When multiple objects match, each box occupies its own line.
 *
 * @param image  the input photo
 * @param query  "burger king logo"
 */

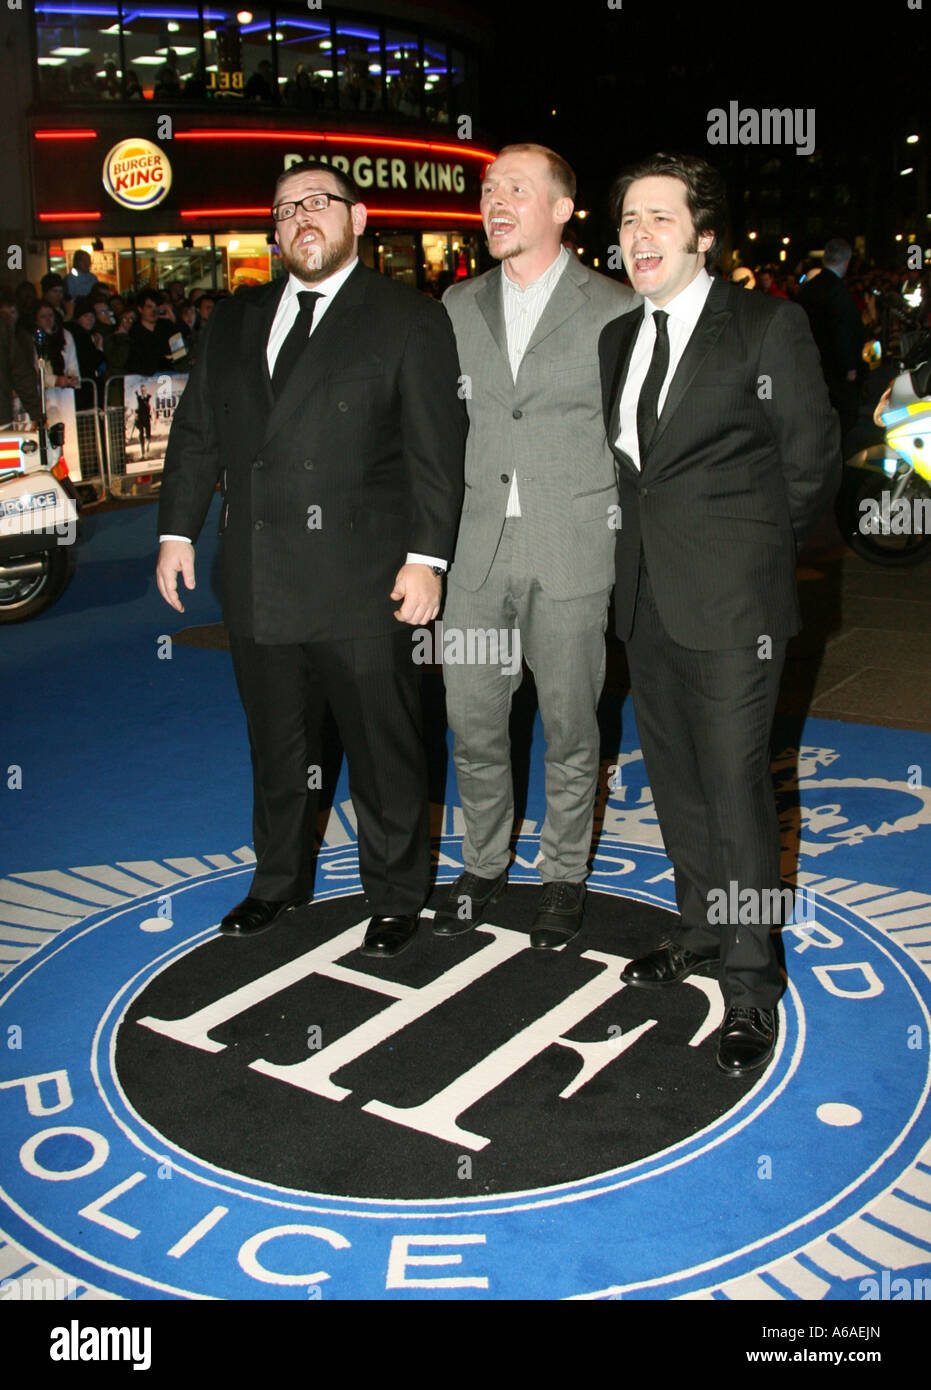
xmin=102 ymin=138 xmax=172 ymax=210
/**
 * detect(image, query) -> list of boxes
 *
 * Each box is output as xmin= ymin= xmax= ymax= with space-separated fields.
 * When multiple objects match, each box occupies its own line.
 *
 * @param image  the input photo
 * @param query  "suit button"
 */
xmin=254 ymin=520 xmax=265 ymax=531
xmin=512 ymin=408 xmax=523 ymax=419
xmin=253 ymin=458 xmax=263 ymax=469
xmin=500 ymin=473 xmax=509 ymax=483
xmin=303 ymin=459 xmax=314 ymax=471
xmin=641 ymin=487 xmax=649 ymax=496
xmin=337 ymin=401 xmax=349 ymax=412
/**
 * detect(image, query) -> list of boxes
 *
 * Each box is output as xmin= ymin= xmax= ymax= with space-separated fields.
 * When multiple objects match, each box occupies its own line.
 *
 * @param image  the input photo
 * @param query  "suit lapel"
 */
xmin=604 ymin=312 xmax=642 ymax=476
xmin=261 ymin=262 xmax=369 ymax=446
xmin=475 ymin=268 xmax=509 ymax=370
xmin=645 ymin=279 xmax=732 ymax=458
xmin=241 ymin=279 xmax=284 ymax=416
xmin=521 ymin=256 xmax=587 ymax=359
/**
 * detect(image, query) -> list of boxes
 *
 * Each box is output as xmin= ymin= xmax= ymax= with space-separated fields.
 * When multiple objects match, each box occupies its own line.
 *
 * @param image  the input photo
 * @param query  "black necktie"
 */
xmin=636 ymin=309 xmax=670 ymax=459
xmin=271 ymin=290 xmax=322 ymax=396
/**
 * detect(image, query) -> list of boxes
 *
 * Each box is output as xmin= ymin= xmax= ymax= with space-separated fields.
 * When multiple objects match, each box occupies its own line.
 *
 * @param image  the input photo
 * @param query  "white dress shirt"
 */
xmin=161 ymin=258 xmax=444 ymax=570
xmin=265 ymin=259 xmax=358 ymax=376
xmin=501 ymin=245 xmax=570 ymax=516
xmin=616 ymin=267 xmax=713 ymax=470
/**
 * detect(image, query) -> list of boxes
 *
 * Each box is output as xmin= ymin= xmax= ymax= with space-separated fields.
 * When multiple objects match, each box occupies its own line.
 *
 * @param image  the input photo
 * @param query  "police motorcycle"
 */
xmin=0 ymin=330 xmax=81 ymax=622
xmin=835 ymin=327 xmax=931 ymax=567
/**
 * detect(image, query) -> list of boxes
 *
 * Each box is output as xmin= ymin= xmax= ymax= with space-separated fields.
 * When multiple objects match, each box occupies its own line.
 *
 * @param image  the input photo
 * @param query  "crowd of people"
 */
xmin=0 ymin=253 xmax=223 ymax=413
xmin=2 ymin=244 xmax=927 ymax=437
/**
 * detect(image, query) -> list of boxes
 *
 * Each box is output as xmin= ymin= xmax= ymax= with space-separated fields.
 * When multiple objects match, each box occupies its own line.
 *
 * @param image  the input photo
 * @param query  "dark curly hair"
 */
xmin=609 ymin=152 xmax=728 ymax=269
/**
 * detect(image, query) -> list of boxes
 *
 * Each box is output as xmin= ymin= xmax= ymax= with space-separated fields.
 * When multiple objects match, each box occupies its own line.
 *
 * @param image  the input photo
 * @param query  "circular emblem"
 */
xmin=0 ymin=830 xmax=929 ymax=1301
xmin=102 ymin=139 xmax=172 ymax=211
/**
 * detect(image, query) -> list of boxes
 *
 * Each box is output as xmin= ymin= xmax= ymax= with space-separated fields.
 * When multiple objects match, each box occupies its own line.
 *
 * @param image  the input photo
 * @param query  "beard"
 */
xmin=279 ymin=216 xmax=355 ymax=283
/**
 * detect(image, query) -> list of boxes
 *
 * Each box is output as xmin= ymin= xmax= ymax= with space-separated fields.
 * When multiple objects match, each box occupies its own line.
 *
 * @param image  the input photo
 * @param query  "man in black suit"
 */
xmin=598 ymin=153 xmax=841 ymax=1074
xmin=797 ymin=237 xmax=864 ymax=443
xmin=157 ymin=160 xmax=466 ymax=956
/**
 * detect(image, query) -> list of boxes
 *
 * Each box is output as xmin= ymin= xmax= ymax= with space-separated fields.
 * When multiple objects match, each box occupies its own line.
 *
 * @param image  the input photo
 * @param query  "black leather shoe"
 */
xmin=360 ymin=914 xmax=418 ymax=958
xmin=621 ymin=940 xmax=719 ymax=987
xmin=218 ymin=896 xmax=303 ymax=937
xmin=432 ymin=870 xmax=507 ymax=936
xmin=716 ymin=1007 xmax=777 ymax=1075
xmin=530 ymin=881 xmax=586 ymax=949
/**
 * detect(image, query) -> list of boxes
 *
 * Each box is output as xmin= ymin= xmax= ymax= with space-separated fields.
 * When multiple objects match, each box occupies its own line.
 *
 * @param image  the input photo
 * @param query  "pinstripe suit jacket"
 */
xmin=599 ymin=277 xmax=842 ymax=649
xmin=443 ymin=255 xmax=637 ymax=599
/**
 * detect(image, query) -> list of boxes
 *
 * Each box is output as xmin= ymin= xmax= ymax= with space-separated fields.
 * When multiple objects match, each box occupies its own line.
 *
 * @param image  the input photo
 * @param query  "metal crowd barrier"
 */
xmin=104 ymin=372 xmax=189 ymax=500
xmin=72 ymin=378 xmax=107 ymax=504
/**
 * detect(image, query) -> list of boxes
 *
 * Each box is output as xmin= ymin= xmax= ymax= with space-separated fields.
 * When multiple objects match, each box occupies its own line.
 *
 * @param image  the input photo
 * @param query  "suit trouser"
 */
xmin=624 ymin=566 xmax=786 ymax=1009
xmin=228 ymin=629 xmax=429 ymax=916
xmin=444 ymin=519 xmax=611 ymax=884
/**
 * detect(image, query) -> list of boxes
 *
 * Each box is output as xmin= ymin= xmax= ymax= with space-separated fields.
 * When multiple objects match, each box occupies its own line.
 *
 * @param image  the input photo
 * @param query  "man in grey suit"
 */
xmin=435 ymin=143 xmax=637 ymax=947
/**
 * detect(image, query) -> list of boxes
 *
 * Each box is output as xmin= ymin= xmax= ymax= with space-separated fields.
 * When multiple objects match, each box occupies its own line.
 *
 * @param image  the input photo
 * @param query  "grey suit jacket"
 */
xmin=443 ymin=255 xmax=638 ymax=599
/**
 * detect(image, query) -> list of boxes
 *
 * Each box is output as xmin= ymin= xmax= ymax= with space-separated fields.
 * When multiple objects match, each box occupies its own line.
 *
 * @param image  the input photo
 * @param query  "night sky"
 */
xmin=462 ymin=0 xmax=928 ymax=267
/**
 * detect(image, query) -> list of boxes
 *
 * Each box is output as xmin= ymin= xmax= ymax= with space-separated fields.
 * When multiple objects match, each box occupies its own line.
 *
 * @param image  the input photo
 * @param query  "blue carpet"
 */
xmin=1 ymin=503 xmax=930 ymax=1303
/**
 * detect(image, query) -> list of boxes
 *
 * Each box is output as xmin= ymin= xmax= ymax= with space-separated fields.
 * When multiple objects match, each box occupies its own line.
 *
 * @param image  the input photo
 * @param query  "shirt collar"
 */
xmin=502 ymin=245 xmax=569 ymax=296
xmin=644 ymin=266 xmax=712 ymax=329
xmin=285 ymin=256 xmax=359 ymax=304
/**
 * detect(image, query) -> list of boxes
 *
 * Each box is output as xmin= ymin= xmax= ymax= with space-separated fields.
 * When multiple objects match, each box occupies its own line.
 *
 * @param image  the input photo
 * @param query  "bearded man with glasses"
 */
xmin=157 ymin=160 xmax=466 ymax=956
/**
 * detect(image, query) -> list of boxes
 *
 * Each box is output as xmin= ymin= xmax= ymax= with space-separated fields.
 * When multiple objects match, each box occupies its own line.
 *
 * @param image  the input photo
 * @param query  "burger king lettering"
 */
xmin=103 ymin=139 xmax=172 ymax=211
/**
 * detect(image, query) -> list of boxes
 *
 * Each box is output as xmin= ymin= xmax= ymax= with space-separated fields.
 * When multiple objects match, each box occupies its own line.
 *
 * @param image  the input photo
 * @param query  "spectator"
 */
xmin=30 ymin=303 xmax=79 ymax=390
xmin=64 ymin=250 xmax=99 ymax=301
xmin=166 ymin=280 xmax=185 ymax=307
xmin=0 ymin=284 xmax=17 ymax=328
xmin=69 ymin=297 xmax=108 ymax=406
xmin=124 ymin=68 xmax=143 ymax=100
xmin=1 ymin=301 xmax=42 ymax=427
xmin=757 ymin=264 xmax=788 ymax=299
xmin=245 ymin=59 xmax=274 ymax=101
xmin=104 ymin=307 xmax=136 ymax=377
xmin=14 ymin=281 xmax=38 ymax=324
xmin=194 ymin=293 xmax=216 ymax=333
xmin=797 ymin=237 xmax=864 ymax=441
xmin=97 ymin=60 xmax=120 ymax=99
xmin=108 ymin=292 xmax=126 ymax=318
xmin=40 ymin=273 xmax=66 ymax=323
xmin=154 ymin=49 xmax=182 ymax=100
xmin=125 ymin=289 xmax=177 ymax=375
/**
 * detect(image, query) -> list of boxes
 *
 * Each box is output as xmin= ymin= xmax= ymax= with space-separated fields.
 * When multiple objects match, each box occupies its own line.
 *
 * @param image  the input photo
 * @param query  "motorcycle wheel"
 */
xmin=0 ymin=547 xmax=75 ymax=624
xmin=835 ymin=468 xmax=931 ymax=567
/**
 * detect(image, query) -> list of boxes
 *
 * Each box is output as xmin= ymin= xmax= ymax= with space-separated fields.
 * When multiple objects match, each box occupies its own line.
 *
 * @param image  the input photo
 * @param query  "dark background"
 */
xmin=462 ymin=0 xmax=928 ymax=274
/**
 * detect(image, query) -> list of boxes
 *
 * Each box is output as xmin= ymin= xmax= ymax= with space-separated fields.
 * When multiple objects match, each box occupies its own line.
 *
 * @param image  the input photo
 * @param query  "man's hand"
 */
xmin=156 ymin=539 xmax=196 ymax=613
xmin=390 ymin=563 xmax=442 ymax=625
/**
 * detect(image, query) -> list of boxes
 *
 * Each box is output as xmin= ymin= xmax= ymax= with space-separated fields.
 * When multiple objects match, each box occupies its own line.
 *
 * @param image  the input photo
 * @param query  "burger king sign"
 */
xmin=103 ymin=138 xmax=172 ymax=210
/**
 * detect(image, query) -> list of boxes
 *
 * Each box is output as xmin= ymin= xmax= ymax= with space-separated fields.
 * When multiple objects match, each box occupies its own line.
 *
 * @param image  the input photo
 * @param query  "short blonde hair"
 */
xmin=488 ymin=144 xmax=577 ymax=201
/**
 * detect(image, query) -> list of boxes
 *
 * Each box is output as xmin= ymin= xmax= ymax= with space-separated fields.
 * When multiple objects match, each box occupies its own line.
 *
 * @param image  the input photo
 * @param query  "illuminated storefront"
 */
xmin=25 ymin=2 xmax=495 ymax=292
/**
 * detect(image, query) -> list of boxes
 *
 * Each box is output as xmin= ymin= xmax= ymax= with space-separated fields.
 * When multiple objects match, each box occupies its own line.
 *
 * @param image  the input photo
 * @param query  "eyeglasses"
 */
xmin=271 ymin=193 xmax=355 ymax=222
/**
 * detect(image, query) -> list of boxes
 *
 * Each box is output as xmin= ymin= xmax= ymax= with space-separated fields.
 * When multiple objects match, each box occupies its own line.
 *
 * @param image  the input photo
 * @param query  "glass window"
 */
xmin=376 ymin=232 xmax=418 ymax=288
xmin=238 ymin=10 xmax=276 ymax=102
xmin=275 ymin=10 xmax=334 ymax=110
xmin=334 ymin=19 xmax=381 ymax=113
xmin=384 ymin=30 xmax=421 ymax=120
xmin=423 ymin=37 xmax=449 ymax=125
xmin=35 ymin=1 xmax=121 ymax=102
xmin=120 ymin=5 xmax=202 ymax=102
xmin=449 ymin=48 xmax=470 ymax=125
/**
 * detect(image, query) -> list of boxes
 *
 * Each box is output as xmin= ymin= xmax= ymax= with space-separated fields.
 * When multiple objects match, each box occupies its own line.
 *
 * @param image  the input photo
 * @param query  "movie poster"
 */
xmin=121 ymin=374 xmax=188 ymax=473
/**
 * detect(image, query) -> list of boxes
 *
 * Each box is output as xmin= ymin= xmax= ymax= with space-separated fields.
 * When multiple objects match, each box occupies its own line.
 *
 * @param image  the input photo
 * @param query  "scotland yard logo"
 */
xmin=0 ymin=746 xmax=930 ymax=1300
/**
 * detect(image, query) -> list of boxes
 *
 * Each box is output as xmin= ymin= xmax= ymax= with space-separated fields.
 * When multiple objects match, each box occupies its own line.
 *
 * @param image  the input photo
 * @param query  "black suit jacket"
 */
xmin=598 ymin=278 xmax=841 ymax=650
xmin=159 ymin=264 xmax=467 ymax=643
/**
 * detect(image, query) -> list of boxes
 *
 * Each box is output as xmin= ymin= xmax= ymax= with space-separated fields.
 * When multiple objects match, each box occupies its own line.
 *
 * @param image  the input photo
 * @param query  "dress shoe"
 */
xmin=621 ymin=940 xmax=718 ymax=988
xmin=218 ymin=895 xmax=303 ymax=937
xmin=530 ymin=881 xmax=586 ymax=949
xmin=360 ymin=914 xmax=418 ymax=958
xmin=432 ymin=869 xmax=507 ymax=936
xmin=716 ymin=1006 xmax=777 ymax=1075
